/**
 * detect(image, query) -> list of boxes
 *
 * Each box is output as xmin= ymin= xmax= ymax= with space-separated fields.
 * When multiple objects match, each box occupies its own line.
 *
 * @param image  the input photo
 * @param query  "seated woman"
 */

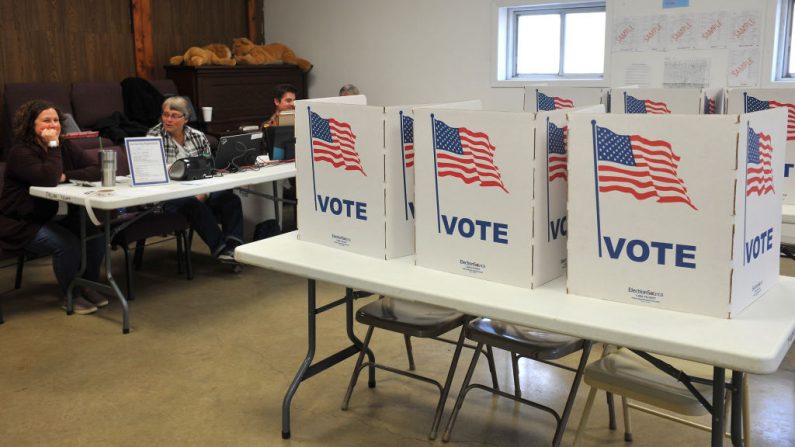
xmin=0 ymin=100 xmax=107 ymax=314
xmin=147 ymin=96 xmax=243 ymax=263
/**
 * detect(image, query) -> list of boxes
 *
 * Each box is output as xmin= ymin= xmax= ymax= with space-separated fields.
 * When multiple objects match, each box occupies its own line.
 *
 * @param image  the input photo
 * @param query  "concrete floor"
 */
xmin=0 ymin=238 xmax=793 ymax=447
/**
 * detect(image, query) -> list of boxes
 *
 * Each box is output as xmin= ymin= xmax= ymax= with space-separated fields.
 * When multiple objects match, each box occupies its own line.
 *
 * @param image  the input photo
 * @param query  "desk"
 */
xmin=235 ymin=232 xmax=795 ymax=445
xmin=30 ymin=163 xmax=296 ymax=333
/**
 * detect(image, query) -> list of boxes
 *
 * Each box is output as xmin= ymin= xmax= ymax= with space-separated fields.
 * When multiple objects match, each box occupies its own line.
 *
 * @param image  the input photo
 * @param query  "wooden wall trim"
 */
xmin=131 ymin=0 xmax=154 ymax=79
xmin=248 ymin=0 xmax=257 ymax=42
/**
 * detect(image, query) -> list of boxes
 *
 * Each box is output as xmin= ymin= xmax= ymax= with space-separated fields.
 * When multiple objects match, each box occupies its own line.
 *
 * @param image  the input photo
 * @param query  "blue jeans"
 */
xmin=165 ymin=190 xmax=244 ymax=256
xmin=24 ymin=219 xmax=105 ymax=295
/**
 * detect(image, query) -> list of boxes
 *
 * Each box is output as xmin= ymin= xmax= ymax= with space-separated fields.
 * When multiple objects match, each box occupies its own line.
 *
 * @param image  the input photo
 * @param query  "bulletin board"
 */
xmin=608 ymin=0 xmax=770 ymax=88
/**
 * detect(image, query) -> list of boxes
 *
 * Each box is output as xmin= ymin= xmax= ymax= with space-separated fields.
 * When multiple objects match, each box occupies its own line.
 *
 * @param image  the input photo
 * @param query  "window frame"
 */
xmin=506 ymin=1 xmax=606 ymax=81
xmin=776 ymin=0 xmax=795 ymax=80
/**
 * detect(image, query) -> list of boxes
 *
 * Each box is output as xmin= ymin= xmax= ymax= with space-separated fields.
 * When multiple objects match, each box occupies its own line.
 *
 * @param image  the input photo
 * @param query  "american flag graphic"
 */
xmin=310 ymin=111 xmax=365 ymax=176
xmin=433 ymin=118 xmax=508 ymax=193
xmin=746 ymin=126 xmax=775 ymax=197
xmin=625 ymin=94 xmax=672 ymax=114
xmin=745 ymin=95 xmax=795 ymax=141
xmin=703 ymin=95 xmax=716 ymax=114
xmin=548 ymin=122 xmax=568 ymax=182
xmin=537 ymin=91 xmax=574 ymax=111
xmin=595 ymin=124 xmax=697 ymax=210
xmin=401 ymin=114 xmax=414 ymax=168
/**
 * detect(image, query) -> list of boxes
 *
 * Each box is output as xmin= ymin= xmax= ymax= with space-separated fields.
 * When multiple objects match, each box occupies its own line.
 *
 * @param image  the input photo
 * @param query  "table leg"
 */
xmin=64 ymin=209 xmax=91 ymax=314
xmin=712 ymin=367 xmax=726 ymax=447
xmin=272 ymin=181 xmax=281 ymax=227
xmin=282 ymin=279 xmax=318 ymax=439
xmin=66 ymin=209 xmax=130 ymax=333
xmin=730 ymin=371 xmax=745 ymax=447
xmin=281 ymin=282 xmax=374 ymax=439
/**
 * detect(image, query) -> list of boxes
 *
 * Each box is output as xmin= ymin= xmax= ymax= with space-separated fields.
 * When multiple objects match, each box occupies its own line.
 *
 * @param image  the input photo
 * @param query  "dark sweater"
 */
xmin=0 ymin=143 xmax=63 ymax=251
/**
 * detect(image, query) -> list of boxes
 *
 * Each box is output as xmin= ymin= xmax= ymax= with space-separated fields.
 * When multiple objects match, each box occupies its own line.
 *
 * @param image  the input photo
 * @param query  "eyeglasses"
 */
xmin=162 ymin=112 xmax=185 ymax=120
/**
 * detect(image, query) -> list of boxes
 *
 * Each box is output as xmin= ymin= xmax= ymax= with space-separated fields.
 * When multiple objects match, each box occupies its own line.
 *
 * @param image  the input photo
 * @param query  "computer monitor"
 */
xmin=214 ymin=132 xmax=264 ymax=172
xmin=265 ymin=125 xmax=296 ymax=160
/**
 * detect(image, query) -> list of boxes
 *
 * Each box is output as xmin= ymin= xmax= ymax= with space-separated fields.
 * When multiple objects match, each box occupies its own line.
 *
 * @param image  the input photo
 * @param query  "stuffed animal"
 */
xmin=169 ymin=43 xmax=236 ymax=66
xmin=232 ymin=38 xmax=313 ymax=72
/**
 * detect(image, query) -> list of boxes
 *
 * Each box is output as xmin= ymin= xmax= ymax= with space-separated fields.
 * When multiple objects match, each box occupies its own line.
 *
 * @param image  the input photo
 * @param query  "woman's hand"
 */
xmin=195 ymin=193 xmax=208 ymax=202
xmin=59 ymin=173 xmax=66 ymax=183
xmin=41 ymin=128 xmax=59 ymax=147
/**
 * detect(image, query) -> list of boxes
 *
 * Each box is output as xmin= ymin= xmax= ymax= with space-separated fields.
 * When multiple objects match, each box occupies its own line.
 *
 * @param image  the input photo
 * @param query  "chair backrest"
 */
xmin=3 ymin=83 xmax=72 ymax=155
xmin=71 ymin=81 xmax=125 ymax=130
xmin=149 ymin=79 xmax=179 ymax=97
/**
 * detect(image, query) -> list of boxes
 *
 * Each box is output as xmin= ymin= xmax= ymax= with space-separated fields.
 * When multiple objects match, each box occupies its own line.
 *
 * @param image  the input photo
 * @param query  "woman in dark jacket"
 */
xmin=0 ymin=100 xmax=107 ymax=314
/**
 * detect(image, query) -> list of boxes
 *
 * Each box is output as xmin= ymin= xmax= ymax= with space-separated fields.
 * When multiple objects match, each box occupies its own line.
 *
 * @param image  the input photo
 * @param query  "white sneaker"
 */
xmin=61 ymin=297 xmax=98 ymax=315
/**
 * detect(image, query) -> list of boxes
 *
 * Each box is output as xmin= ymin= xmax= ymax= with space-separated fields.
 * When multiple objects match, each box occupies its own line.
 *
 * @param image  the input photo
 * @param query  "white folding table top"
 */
xmin=29 ymin=163 xmax=296 ymax=210
xmin=236 ymin=232 xmax=795 ymax=374
xmin=784 ymin=204 xmax=795 ymax=224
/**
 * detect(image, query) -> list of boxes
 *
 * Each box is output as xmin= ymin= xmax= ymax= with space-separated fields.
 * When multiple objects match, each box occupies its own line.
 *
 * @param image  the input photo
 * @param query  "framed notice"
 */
xmin=124 ymin=137 xmax=169 ymax=186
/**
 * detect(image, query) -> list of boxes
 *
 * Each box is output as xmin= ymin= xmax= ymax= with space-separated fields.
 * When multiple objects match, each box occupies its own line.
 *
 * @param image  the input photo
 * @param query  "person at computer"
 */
xmin=339 ymin=84 xmax=360 ymax=96
xmin=0 ymin=99 xmax=108 ymax=315
xmin=264 ymin=84 xmax=297 ymax=127
xmin=148 ymin=96 xmax=244 ymax=264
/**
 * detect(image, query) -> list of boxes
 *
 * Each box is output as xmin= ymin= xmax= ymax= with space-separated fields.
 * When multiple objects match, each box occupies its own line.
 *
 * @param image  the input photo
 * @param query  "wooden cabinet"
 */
xmin=164 ymin=64 xmax=307 ymax=136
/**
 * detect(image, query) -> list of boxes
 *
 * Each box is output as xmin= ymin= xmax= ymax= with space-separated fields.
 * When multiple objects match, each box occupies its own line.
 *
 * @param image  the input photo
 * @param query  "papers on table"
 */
xmin=125 ymin=137 xmax=169 ymax=186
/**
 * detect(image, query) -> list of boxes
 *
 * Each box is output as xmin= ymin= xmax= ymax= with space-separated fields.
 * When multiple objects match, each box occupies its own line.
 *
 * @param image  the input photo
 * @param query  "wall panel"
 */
xmin=0 ymin=0 xmax=136 ymax=154
xmin=151 ymin=0 xmax=249 ymax=79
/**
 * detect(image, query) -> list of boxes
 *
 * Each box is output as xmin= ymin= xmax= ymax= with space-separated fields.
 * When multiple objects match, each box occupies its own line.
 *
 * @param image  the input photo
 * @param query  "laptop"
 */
xmin=214 ymin=132 xmax=264 ymax=172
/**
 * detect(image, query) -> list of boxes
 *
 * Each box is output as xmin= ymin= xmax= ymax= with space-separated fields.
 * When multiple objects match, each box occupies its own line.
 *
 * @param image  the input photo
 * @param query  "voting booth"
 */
xmin=294 ymin=96 xmax=480 ymax=259
xmin=567 ymin=109 xmax=786 ymax=318
xmin=610 ymin=87 xmax=723 ymax=115
xmin=524 ymin=87 xmax=609 ymax=113
xmin=726 ymin=88 xmax=795 ymax=204
xmin=412 ymin=107 xmax=582 ymax=288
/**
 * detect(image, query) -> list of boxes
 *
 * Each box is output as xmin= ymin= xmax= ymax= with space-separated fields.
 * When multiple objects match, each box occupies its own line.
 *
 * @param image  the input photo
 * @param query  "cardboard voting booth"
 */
xmin=567 ymin=109 xmax=786 ymax=318
xmin=726 ymin=88 xmax=795 ymax=204
xmin=412 ymin=108 xmax=576 ymax=288
xmin=610 ymin=87 xmax=723 ymax=115
xmin=524 ymin=87 xmax=609 ymax=113
xmin=294 ymin=96 xmax=480 ymax=259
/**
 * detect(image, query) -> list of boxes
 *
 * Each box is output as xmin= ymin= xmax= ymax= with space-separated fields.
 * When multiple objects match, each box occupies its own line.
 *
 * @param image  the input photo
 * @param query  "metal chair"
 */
xmin=573 ymin=346 xmax=751 ymax=446
xmin=341 ymin=296 xmax=496 ymax=440
xmin=443 ymin=318 xmax=592 ymax=447
xmin=1 ymin=251 xmax=39 ymax=324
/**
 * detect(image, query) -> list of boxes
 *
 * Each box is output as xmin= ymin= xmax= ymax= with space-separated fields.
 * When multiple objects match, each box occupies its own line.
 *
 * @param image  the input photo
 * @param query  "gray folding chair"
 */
xmin=443 ymin=317 xmax=592 ymax=447
xmin=341 ymin=296 xmax=498 ymax=440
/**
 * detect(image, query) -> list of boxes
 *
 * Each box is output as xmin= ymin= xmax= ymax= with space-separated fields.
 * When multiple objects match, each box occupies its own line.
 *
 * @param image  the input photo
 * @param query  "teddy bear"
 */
xmin=232 ymin=38 xmax=313 ymax=72
xmin=169 ymin=43 xmax=236 ymax=66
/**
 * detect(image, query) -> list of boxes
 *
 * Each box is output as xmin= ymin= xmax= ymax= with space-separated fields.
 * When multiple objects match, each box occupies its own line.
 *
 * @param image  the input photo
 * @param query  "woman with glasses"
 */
xmin=147 ymin=96 xmax=244 ymax=263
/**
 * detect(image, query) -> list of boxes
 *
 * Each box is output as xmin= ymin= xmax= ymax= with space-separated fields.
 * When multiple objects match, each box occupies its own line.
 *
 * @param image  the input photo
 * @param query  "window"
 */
xmin=777 ymin=0 xmax=795 ymax=80
xmin=505 ymin=2 xmax=606 ymax=80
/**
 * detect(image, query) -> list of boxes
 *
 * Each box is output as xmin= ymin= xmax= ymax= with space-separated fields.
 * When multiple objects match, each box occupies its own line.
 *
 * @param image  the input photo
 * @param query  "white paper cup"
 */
xmin=202 ymin=107 xmax=213 ymax=122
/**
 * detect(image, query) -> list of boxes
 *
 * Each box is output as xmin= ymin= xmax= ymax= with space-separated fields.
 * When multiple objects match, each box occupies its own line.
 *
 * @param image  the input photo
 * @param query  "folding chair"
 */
xmin=443 ymin=318 xmax=592 ymax=447
xmin=573 ymin=346 xmax=751 ymax=446
xmin=341 ymin=296 xmax=497 ymax=440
